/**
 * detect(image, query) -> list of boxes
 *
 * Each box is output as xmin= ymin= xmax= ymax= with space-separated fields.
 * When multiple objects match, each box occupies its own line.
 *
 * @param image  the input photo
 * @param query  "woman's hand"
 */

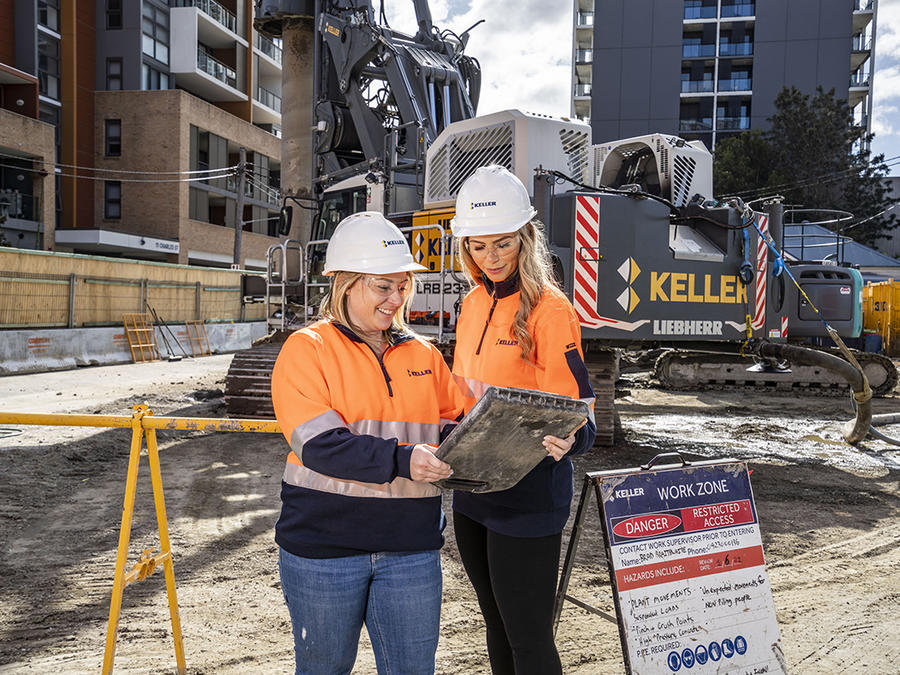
xmin=410 ymin=444 xmax=453 ymax=482
xmin=543 ymin=420 xmax=587 ymax=461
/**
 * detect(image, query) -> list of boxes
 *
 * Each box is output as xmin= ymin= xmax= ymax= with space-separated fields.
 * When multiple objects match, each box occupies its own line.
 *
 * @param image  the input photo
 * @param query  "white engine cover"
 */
xmin=423 ymin=109 xmax=591 ymax=209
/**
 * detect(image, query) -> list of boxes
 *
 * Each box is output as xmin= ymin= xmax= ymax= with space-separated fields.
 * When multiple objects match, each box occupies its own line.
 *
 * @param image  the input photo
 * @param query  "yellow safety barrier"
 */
xmin=863 ymin=279 xmax=900 ymax=356
xmin=0 ymin=405 xmax=281 ymax=675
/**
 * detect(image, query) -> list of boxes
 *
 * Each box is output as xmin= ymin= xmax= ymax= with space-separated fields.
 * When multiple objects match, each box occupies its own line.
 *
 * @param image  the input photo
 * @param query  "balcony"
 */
xmin=718 ymin=77 xmax=752 ymax=91
xmin=721 ymin=3 xmax=755 ymax=18
xmin=198 ymin=48 xmax=237 ymax=89
xmin=720 ymin=42 xmax=753 ymax=56
xmin=717 ymin=116 xmax=750 ymax=130
xmin=576 ymin=12 xmax=593 ymax=27
xmin=684 ymin=3 xmax=717 ymax=19
xmin=681 ymin=79 xmax=714 ymax=93
xmin=574 ymin=83 xmax=592 ymax=97
xmin=576 ymin=49 xmax=593 ymax=64
xmin=682 ymin=43 xmax=716 ymax=58
xmin=256 ymin=85 xmax=282 ymax=112
xmin=256 ymin=33 xmax=282 ymax=64
xmin=679 ymin=117 xmax=713 ymax=131
xmin=850 ymin=73 xmax=870 ymax=88
xmin=852 ymin=35 xmax=872 ymax=51
xmin=855 ymin=0 xmax=873 ymax=11
xmin=172 ymin=0 xmax=237 ymax=35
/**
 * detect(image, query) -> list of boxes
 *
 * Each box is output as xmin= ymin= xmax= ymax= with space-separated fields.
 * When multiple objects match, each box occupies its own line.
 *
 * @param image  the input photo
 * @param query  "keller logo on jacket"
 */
xmin=407 ymin=368 xmax=433 ymax=377
xmin=495 ymin=338 xmax=518 ymax=346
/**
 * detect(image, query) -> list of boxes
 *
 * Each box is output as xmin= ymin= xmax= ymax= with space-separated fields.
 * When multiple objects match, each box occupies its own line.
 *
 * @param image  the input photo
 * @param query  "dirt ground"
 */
xmin=1 ymin=355 xmax=898 ymax=674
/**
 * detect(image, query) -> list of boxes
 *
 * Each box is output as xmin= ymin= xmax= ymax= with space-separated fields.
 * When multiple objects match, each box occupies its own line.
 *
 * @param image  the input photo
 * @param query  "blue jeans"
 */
xmin=278 ymin=547 xmax=442 ymax=675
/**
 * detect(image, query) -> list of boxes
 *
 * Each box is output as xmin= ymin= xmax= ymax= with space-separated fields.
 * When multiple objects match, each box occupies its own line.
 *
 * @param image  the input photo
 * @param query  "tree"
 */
xmin=712 ymin=129 xmax=774 ymax=198
xmin=713 ymin=86 xmax=897 ymax=247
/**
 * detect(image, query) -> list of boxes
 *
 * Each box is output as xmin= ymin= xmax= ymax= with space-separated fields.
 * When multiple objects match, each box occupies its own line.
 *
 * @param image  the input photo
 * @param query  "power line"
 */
xmin=0 ymin=162 xmax=236 ymax=183
xmin=723 ymin=155 xmax=900 ymax=199
xmin=0 ymin=150 xmax=239 ymax=176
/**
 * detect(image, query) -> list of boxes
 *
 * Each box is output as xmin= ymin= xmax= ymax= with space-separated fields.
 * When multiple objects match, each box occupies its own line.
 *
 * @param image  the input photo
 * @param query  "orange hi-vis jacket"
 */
xmin=271 ymin=320 xmax=464 ymax=558
xmin=452 ymin=273 xmax=596 ymax=537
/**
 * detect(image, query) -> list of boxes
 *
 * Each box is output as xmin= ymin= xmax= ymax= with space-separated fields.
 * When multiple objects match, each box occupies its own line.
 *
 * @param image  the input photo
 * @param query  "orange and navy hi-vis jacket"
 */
xmin=452 ymin=273 xmax=597 ymax=537
xmin=271 ymin=320 xmax=464 ymax=558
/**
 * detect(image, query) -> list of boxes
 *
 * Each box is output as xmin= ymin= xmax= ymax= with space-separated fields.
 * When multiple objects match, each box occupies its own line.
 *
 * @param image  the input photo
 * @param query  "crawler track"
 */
xmin=653 ymin=349 xmax=898 ymax=397
xmin=224 ymin=337 xmax=288 ymax=419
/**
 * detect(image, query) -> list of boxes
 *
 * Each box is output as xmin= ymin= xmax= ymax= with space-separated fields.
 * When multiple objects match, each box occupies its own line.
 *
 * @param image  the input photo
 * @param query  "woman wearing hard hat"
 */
xmin=450 ymin=166 xmax=597 ymax=674
xmin=270 ymin=212 xmax=464 ymax=674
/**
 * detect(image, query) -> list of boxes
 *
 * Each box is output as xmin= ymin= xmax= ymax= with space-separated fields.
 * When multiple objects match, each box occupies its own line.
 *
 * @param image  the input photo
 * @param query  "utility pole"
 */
xmin=232 ymin=146 xmax=247 ymax=268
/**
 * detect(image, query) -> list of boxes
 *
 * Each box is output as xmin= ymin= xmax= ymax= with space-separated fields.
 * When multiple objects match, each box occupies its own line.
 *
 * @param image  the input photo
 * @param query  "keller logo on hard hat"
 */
xmin=382 ymin=238 xmax=405 ymax=248
xmin=469 ymin=200 xmax=497 ymax=210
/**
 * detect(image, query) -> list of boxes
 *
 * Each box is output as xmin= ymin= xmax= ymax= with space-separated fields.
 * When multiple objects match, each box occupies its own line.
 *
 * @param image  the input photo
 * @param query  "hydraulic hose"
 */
xmin=746 ymin=340 xmax=872 ymax=444
xmin=867 ymin=413 xmax=900 ymax=447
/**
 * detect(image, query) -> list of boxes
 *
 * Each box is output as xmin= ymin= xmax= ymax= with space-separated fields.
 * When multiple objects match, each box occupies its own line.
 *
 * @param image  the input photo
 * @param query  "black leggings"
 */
xmin=453 ymin=511 xmax=563 ymax=675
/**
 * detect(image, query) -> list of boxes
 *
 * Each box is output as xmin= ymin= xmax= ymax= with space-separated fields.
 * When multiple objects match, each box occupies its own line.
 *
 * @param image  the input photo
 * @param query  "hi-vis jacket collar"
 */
xmin=481 ymin=271 xmax=521 ymax=299
xmin=333 ymin=322 xmax=416 ymax=347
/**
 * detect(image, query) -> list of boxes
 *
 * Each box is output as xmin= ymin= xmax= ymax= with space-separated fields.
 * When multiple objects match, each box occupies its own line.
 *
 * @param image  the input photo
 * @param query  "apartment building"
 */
xmin=0 ymin=0 xmax=286 ymax=269
xmin=574 ymin=0 xmax=876 ymax=149
xmin=571 ymin=0 xmax=593 ymax=121
xmin=0 ymin=3 xmax=56 ymax=250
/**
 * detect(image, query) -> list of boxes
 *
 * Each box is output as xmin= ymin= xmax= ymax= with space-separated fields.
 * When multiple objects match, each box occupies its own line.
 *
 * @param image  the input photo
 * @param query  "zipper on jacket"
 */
xmin=475 ymin=296 xmax=498 ymax=356
xmin=367 ymin=343 xmax=394 ymax=397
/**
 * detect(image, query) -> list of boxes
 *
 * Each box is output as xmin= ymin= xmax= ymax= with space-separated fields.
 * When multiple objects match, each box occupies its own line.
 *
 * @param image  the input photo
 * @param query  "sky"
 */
xmin=384 ymin=0 xmax=900 ymax=175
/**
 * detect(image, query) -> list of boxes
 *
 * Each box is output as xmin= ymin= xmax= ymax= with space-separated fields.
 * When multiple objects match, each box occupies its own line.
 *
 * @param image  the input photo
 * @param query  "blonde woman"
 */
xmin=271 ymin=212 xmax=463 ymax=674
xmin=450 ymin=166 xmax=597 ymax=674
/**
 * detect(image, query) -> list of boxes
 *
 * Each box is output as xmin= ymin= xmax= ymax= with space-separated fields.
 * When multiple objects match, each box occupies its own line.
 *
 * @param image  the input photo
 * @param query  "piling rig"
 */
xmin=227 ymin=2 xmax=896 ymax=446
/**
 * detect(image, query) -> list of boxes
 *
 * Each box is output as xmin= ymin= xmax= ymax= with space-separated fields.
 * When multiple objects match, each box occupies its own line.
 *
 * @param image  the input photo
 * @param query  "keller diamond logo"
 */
xmin=617 ymin=257 xmax=641 ymax=314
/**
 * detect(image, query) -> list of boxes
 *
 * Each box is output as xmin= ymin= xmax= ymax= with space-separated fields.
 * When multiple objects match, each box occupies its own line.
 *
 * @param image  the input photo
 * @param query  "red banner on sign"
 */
xmin=679 ymin=499 xmax=755 ymax=532
xmin=615 ymin=545 xmax=765 ymax=591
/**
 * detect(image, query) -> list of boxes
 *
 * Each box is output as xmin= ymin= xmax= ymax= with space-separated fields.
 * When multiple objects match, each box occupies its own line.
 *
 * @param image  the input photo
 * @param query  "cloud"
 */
xmin=874 ymin=64 xmax=900 ymax=101
xmin=384 ymin=1 xmax=575 ymax=117
xmin=875 ymin=0 xmax=900 ymax=61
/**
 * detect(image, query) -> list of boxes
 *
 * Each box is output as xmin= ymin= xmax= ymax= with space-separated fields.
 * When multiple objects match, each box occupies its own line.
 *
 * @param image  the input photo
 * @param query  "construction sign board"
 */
xmin=595 ymin=459 xmax=785 ymax=674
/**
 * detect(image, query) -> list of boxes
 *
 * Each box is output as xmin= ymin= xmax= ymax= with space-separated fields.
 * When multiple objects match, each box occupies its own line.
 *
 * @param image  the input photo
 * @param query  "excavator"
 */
xmin=226 ymin=0 xmax=897 ymax=447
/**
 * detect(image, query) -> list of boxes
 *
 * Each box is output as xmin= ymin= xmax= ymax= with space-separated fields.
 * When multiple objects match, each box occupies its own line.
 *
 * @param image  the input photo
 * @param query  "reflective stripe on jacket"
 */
xmin=451 ymin=274 xmax=597 ymax=537
xmin=271 ymin=320 xmax=464 ymax=558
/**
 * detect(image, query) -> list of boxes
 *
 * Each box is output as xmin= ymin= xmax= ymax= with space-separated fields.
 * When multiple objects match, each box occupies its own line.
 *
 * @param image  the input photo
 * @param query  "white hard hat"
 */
xmin=323 ymin=212 xmax=426 ymax=275
xmin=450 ymin=165 xmax=537 ymax=237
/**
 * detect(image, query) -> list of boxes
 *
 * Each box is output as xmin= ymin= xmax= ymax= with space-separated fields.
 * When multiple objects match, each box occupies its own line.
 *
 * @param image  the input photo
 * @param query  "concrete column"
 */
xmin=281 ymin=18 xmax=316 ymax=247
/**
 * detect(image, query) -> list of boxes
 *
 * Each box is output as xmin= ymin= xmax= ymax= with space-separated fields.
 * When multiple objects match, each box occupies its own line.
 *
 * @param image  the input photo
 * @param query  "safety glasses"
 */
xmin=466 ymin=235 xmax=520 ymax=258
xmin=364 ymin=276 xmax=412 ymax=299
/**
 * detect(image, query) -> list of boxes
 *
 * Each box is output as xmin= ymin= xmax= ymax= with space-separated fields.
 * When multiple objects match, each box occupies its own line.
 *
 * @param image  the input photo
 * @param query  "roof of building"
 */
xmin=783 ymin=222 xmax=900 ymax=268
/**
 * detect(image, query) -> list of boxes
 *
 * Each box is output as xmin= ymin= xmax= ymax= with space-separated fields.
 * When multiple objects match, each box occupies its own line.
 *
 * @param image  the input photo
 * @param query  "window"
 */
xmin=105 ymin=181 xmax=121 ymax=219
xmin=38 ymin=33 xmax=60 ymax=100
xmin=38 ymin=0 xmax=60 ymax=31
xmin=142 ymin=3 xmax=169 ymax=65
xmin=107 ymin=0 xmax=122 ymax=29
xmin=142 ymin=63 xmax=169 ymax=90
xmin=105 ymin=120 xmax=122 ymax=157
xmin=106 ymin=58 xmax=122 ymax=90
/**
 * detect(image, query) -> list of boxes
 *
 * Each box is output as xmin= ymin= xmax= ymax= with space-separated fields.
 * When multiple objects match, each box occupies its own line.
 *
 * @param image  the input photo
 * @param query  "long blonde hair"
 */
xmin=319 ymin=271 xmax=419 ymax=348
xmin=458 ymin=220 xmax=559 ymax=361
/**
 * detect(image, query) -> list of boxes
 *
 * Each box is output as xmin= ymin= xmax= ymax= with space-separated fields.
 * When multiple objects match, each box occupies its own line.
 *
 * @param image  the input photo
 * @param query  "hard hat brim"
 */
xmin=324 ymin=260 xmax=427 ymax=276
xmin=450 ymin=207 xmax=536 ymax=238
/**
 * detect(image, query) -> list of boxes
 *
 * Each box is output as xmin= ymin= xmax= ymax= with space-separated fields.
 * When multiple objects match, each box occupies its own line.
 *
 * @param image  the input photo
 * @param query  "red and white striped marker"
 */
xmin=751 ymin=214 xmax=769 ymax=331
